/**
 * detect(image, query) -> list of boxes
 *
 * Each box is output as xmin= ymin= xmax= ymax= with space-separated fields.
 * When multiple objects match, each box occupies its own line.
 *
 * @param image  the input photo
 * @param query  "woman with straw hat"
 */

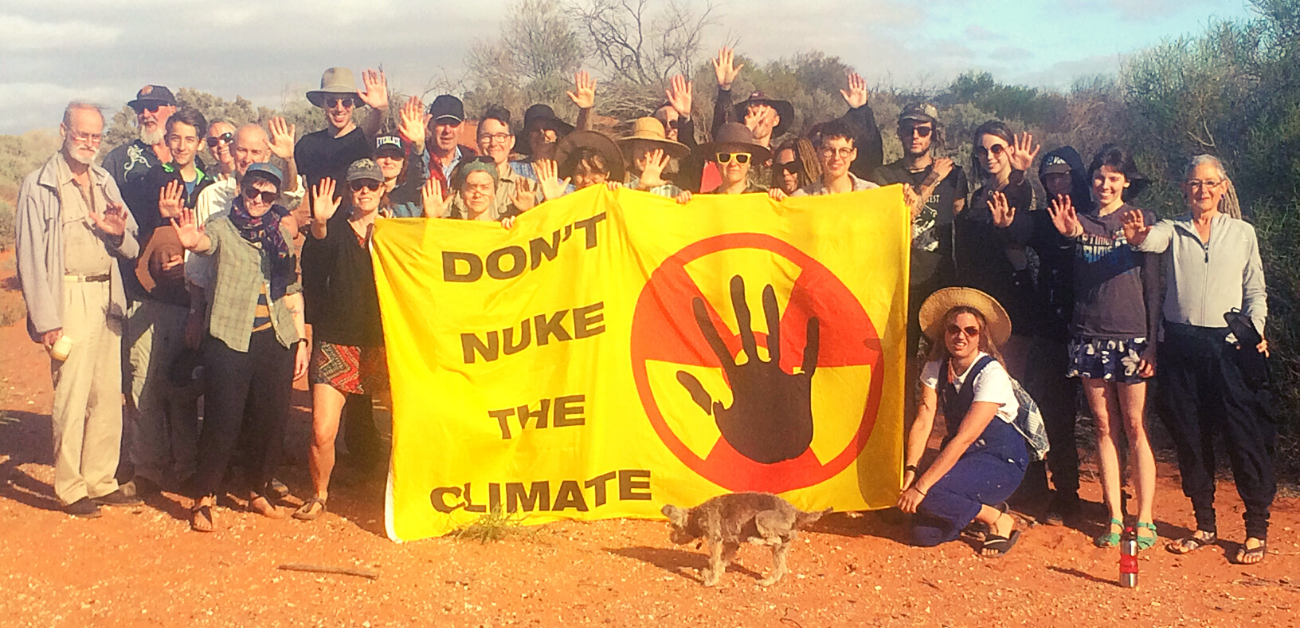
xmin=898 ymin=287 xmax=1029 ymax=556
xmin=618 ymin=117 xmax=688 ymax=198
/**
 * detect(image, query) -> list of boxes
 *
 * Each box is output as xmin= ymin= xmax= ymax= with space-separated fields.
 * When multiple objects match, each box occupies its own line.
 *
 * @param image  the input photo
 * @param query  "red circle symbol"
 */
xmin=631 ymin=233 xmax=884 ymax=493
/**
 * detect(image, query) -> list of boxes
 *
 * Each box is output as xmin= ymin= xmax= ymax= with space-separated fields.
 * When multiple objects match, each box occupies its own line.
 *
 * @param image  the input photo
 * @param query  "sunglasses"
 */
xmin=946 ymin=324 xmax=981 ymax=337
xmin=134 ymin=104 xmax=164 ymax=115
xmin=715 ymin=152 xmax=751 ymax=165
xmin=205 ymin=132 xmax=234 ymax=147
xmin=242 ymin=187 xmax=277 ymax=204
xmin=974 ymin=144 xmax=1007 ymax=159
xmin=325 ymin=96 xmax=356 ymax=109
xmin=349 ymin=181 xmax=382 ymax=192
xmin=901 ymin=125 xmax=933 ymax=137
xmin=776 ymin=162 xmax=802 ymax=175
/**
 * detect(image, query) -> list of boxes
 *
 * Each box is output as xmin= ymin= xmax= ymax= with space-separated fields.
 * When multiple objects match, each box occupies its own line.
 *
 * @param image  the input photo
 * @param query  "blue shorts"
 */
xmin=1067 ymin=336 xmax=1148 ymax=384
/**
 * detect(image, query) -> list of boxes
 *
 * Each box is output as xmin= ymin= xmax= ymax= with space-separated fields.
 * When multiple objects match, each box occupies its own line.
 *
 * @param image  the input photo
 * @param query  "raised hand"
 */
xmin=638 ymin=149 xmax=671 ymax=188
xmin=840 ymin=72 xmax=869 ymax=109
xmin=567 ymin=71 xmax=597 ymax=110
xmin=666 ymin=75 xmax=693 ymax=117
xmin=745 ymin=106 xmax=778 ymax=138
xmin=419 ymin=178 xmax=450 ymax=218
xmin=931 ymin=157 xmax=954 ymax=182
xmin=267 ymin=117 xmax=296 ymax=161
xmin=511 ymin=177 xmax=537 ymax=212
xmin=989 ymin=190 xmax=1015 ymax=228
xmin=398 ymin=96 xmax=427 ymax=149
xmin=1121 ymin=209 xmax=1150 ymax=245
xmin=357 ymin=68 xmax=389 ymax=110
xmin=311 ymin=178 xmax=342 ymax=224
xmin=171 ymin=208 xmax=205 ymax=250
xmin=1048 ymin=194 xmax=1082 ymax=237
xmin=1007 ymin=132 xmax=1040 ymax=172
xmin=158 ymin=180 xmax=184 ymax=218
xmin=533 ymin=159 xmax=571 ymax=201
xmin=89 ymin=200 xmax=128 ymax=237
xmin=675 ymin=275 xmax=819 ymax=464
xmin=712 ymin=47 xmax=743 ymax=90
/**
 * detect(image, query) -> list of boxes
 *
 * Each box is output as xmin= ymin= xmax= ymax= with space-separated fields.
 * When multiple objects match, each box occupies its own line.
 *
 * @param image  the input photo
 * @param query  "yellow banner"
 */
xmin=372 ymin=185 xmax=909 ymax=542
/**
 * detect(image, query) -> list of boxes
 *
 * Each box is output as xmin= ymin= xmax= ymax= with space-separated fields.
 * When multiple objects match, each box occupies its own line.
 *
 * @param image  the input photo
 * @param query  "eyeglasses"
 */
xmin=946 ymin=324 xmax=981 ymax=338
xmin=776 ymin=162 xmax=802 ymax=175
xmin=349 ymin=181 xmax=382 ymax=192
xmin=325 ymin=96 xmax=356 ymax=109
xmin=1187 ymin=179 xmax=1223 ymax=190
xmin=901 ymin=125 xmax=933 ymax=137
xmin=715 ymin=152 xmax=751 ymax=165
xmin=68 ymin=131 xmax=103 ymax=145
xmin=974 ymin=144 xmax=1007 ymax=159
xmin=478 ymin=133 xmax=513 ymax=145
xmin=821 ymin=146 xmax=855 ymax=159
xmin=134 ymin=104 xmax=163 ymax=115
xmin=242 ymin=187 xmax=277 ymax=204
xmin=205 ymin=132 xmax=234 ymax=147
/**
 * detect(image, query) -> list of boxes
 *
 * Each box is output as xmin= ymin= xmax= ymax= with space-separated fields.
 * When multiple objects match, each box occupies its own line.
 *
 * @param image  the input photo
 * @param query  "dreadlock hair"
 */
xmin=772 ymin=137 xmax=822 ymax=190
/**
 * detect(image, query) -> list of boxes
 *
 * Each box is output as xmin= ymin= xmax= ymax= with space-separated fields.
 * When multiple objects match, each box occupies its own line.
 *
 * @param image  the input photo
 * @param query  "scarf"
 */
xmin=229 ymin=196 xmax=294 ymax=299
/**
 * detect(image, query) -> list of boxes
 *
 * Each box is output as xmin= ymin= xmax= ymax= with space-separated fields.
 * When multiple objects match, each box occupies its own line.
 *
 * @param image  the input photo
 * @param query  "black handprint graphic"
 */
xmin=676 ymin=275 xmax=820 ymax=464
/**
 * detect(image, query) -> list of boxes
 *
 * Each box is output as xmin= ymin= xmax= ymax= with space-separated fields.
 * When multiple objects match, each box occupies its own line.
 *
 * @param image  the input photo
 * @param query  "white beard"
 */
xmin=140 ymin=127 xmax=164 ymax=146
xmin=66 ymin=146 xmax=97 ymax=165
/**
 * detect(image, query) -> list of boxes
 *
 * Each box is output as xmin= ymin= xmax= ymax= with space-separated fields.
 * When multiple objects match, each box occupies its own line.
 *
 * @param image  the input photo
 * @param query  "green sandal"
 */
xmin=1135 ymin=521 xmax=1159 ymax=551
xmin=1094 ymin=518 xmax=1123 ymax=548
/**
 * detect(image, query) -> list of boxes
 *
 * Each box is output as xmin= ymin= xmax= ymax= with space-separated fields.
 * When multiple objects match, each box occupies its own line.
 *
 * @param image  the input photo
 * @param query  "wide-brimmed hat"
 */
xmin=127 ymin=85 xmax=176 ymax=111
xmin=698 ymin=122 xmax=771 ymax=163
xmin=307 ymin=68 xmax=357 ymax=108
xmin=918 ymin=287 xmax=1012 ymax=347
xmin=555 ymin=130 xmax=626 ymax=182
xmin=517 ymin=104 xmax=575 ymax=155
xmin=618 ymin=118 xmax=689 ymax=160
xmin=733 ymin=91 xmax=795 ymax=138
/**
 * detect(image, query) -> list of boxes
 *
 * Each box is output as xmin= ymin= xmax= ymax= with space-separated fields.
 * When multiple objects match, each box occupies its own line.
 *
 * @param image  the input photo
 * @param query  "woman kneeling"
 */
xmin=898 ymin=287 xmax=1028 ymax=556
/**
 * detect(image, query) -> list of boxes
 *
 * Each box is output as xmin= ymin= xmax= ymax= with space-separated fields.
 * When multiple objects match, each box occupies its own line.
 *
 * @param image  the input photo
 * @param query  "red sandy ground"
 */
xmin=1 ymin=250 xmax=1298 ymax=627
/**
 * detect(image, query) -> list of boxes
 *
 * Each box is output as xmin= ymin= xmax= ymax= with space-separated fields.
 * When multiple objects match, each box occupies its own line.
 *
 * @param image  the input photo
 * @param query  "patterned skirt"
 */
xmin=311 ymin=341 xmax=389 ymax=395
xmin=1066 ymin=336 xmax=1149 ymax=384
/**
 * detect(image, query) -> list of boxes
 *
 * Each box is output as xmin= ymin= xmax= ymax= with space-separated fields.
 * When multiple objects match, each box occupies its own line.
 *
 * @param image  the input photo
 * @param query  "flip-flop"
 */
xmin=1235 ymin=539 xmax=1267 ymax=564
xmin=292 ymin=496 xmax=328 ymax=521
xmin=981 ymin=529 xmax=1021 ymax=557
xmin=1166 ymin=531 xmax=1217 ymax=555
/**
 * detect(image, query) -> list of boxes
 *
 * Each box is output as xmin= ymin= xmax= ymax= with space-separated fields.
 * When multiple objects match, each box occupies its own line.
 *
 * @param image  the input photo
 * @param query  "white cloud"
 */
xmin=0 ymin=14 xmax=121 ymax=50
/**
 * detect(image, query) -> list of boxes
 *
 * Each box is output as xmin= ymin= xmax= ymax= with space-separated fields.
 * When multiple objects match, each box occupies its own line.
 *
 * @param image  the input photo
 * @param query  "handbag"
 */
xmin=1224 ymin=309 xmax=1270 ymax=389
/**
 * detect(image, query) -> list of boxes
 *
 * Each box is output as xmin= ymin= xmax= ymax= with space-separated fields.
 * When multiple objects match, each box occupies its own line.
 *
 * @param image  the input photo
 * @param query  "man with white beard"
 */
xmin=15 ymin=102 xmax=142 ymax=517
xmin=102 ymin=85 xmax=179 ymax=194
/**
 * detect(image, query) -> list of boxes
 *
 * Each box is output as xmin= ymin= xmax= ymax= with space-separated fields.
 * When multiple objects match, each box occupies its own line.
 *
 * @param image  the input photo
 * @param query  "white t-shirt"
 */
xmin=921 ymin=353 xmax=1019 ymax=424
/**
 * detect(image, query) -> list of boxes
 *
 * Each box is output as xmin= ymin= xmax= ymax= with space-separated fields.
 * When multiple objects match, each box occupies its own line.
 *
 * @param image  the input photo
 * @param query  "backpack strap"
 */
xmin=940 ymin=355 xmax=997 ymax=444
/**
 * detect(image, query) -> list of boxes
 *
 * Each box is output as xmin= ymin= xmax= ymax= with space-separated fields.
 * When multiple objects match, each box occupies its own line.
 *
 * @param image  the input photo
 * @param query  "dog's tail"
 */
xmin=796 ymin=507 xmax=833 ymax=528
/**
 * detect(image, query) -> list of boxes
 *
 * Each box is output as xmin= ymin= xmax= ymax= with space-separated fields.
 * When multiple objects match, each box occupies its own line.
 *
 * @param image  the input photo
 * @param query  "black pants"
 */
xmin=194 ymin=330 xmax=293 ymax=500
xmin=342 ymin=394 xmax=382 ymax=468
xmin=1025 ymin=336 xmax=1080 ymax=498
xmin=1158 ymin=324 xmax=1276 ymax=540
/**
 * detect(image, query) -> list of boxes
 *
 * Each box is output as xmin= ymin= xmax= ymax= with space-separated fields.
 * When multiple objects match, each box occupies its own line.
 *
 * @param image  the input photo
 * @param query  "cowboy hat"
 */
xmin=517 ymin=104 xmax=575 ymax=155
xmin=617 ymin=118 xmax=689 ymax=160
xmin=918 ymin=287 xmax=1013 ymax=347
xmin=306 ymin=68 xmax=358 ymax=108
xmin=698 ymin=122 xmax=771 ymax=163
xmin=734 ymin=91 xmax=795 ymax=138
xmin=555 ymin=130 xmax=626 ymax=182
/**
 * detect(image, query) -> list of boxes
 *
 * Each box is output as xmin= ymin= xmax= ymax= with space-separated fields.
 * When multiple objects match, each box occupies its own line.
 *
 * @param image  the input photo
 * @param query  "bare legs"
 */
xmin=1084 ymin=378 xmax=1156 ymax=541
xmin=307 ymin=383 xmax=347 ymax=506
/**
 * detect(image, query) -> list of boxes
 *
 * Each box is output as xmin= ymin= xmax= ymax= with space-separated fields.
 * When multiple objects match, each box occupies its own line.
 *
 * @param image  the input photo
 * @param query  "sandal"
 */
xmin=1135 ymin=521 xmax=1159 ymax=551
xmin=248 ymin=494 xmax=287 ymax=519
xmin=292 ymin=496 xmax=328 ymax=521
xmin=1235 ymin=539 xmax=1267 ymax=565
xmin=1166 ymin=530 xmax=1217 ymax=555
xmin=191 ymin=497 xmax=215 ymax=533
xmin=1094 ymin=518 xmax=1123 ymax=548
xmin=981 ymin=510 xmax=1020 ymax=557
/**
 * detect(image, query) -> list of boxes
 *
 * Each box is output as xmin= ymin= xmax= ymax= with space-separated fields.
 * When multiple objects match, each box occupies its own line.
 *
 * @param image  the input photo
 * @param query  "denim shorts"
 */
xmin=1066 ymin=336 xmax=1149 ymax=384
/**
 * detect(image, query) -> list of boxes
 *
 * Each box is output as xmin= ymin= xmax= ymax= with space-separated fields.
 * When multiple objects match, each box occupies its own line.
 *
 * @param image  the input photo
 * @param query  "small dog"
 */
xmin=662 ymin=492 xmax=831 ymax=587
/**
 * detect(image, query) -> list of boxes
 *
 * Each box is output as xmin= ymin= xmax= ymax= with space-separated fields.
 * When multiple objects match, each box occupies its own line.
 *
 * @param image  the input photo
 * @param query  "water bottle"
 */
xmin=1119 ymin=527 xmax=1139 ymax=588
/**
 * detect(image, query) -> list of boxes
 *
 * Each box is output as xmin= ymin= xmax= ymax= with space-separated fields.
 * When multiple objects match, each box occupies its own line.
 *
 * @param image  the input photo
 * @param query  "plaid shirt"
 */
xmin=195 ymin=216 xmax=301 ymax=352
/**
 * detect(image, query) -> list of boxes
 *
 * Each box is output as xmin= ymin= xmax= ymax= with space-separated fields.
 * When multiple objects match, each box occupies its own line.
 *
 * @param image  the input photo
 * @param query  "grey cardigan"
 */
xmin=15 ymin=153 xmax=140 ymax=342
xmin=1133 ymin=212 xmax=1266 ymax=335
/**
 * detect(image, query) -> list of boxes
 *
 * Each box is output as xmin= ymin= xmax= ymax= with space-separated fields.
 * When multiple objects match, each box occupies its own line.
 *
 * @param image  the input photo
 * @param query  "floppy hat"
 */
xmin=733 ymin=91 xmax=795 ymax=137
xmin=698 ymin=122 xmax=772 ymax=163
xmin=128 ymin=85 xmax=177 ymax=111
xmin=307 ymin=68 xmax=358 ymax=108
xmin=918 ymin=287 xmax=1013 ymax=347
xmin=555 ymin=130 xmax=626 ymax=182
xmin=617 ymin=118 xmax=689 ymax=160
xmin=517 ymin=104 xmax=575 ymax=155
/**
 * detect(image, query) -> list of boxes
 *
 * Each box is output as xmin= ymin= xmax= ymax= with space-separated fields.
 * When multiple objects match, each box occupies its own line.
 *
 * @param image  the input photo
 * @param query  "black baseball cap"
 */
xmin=375 ymin=134 xmax=406 ymax=156
xmin=427 ymin=95 xmax=465 ymax=123
xmin=128 ymin=85 xmax=177 ymax=111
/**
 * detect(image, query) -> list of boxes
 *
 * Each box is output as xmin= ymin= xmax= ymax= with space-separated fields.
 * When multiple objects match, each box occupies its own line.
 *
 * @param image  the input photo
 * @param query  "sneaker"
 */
xmin=1044 ymin=493 xmax=1080 ymax=526
xmin=65 ymin=497 xmax=102 ymax=518
xmin=92 ymin=489 xmax=143 ymax=507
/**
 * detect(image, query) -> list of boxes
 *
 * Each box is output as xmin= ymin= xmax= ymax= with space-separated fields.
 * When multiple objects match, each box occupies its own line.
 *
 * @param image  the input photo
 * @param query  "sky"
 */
xmin=0 ymin=0 xmax=1256 ymax=135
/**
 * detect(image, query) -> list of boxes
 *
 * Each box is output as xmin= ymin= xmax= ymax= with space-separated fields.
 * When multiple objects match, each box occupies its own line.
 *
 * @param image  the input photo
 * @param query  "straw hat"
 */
xmin=306 ymin=68 xmax=357 ymax=108
xmin=918 ymin=287 xmax=1012 ymax=347
xmin=555 ymin=130 xmax=626 ymax=182
xmin=617 ymin=118 xmax=689 ymax=160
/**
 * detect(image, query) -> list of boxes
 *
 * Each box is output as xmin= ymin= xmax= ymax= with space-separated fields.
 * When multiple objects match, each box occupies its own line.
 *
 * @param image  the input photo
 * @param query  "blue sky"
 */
xmin=0 ymin=0 xmax=1255 ymax=135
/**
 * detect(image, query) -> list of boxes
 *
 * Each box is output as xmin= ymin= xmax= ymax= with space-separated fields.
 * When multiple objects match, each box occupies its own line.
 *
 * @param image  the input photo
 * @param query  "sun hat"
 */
xmin=918 ymin=287 xmax=1013 ymax=347
xmin=306 ymin=68 xmax=358 ymax=108
xmin=698 ymin=122 xmax=772 ymax=163
xmin=555 ymin=130 xmax=627 ymax=182
xmin=617 ymin=118 xmax=689 ymax=160
xmin=517 ymin=104 xmax=575 ymax=155
xmin=733 ymin=91 xmax=795 ymax=137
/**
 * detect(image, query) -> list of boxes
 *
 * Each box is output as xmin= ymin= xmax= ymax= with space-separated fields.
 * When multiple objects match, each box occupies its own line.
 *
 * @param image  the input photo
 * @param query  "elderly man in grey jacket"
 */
xmin=16 ymin=102 xmax=143 ymax=517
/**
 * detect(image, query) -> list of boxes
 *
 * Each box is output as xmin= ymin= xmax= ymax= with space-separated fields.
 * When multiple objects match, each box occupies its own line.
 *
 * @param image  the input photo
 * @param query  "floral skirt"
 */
xmin=311 ymin=341 xmax=389 ymax=395
xmin=1066 ymin=336 xmax=1149 ymax=384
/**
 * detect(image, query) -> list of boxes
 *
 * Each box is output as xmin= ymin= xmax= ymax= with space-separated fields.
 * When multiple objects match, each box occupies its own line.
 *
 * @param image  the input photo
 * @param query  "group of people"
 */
xmin=13 ymin=48 xmax=1276 ymax=564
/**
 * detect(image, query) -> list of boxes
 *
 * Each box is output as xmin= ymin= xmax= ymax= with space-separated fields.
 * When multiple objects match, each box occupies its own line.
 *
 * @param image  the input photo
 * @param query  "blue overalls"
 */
xmin=911 ymin=356 xmax=1030 ymax=547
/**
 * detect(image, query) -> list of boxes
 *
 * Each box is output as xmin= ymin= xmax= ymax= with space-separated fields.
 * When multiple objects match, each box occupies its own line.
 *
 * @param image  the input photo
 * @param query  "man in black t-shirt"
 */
xmin=872 ymin=103 xmax=968 ymax=416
